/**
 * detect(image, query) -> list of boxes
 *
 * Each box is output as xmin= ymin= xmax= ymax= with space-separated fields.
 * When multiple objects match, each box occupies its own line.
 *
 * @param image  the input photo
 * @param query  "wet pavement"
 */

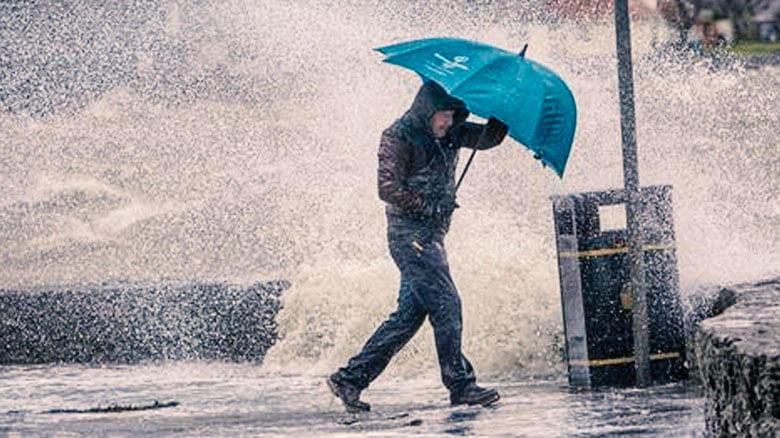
xmin=1 ymin=362 xmax=705 ymax=437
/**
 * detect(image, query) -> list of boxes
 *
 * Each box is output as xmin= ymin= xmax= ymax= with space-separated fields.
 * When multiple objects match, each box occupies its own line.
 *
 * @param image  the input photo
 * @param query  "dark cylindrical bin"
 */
xmin=552 ymin=185 xmax=686 ymax=387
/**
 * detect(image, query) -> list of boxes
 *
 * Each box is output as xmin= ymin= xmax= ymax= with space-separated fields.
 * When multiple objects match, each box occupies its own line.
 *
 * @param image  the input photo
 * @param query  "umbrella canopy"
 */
xmin=376 ymin=37 xmax=577 ymax=177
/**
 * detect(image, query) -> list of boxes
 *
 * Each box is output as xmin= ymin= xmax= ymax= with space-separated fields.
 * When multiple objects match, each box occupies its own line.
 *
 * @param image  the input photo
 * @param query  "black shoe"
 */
xmin=327 ymin=374 xmax=370 ymax=413
xmin=450 ymin=383 xmax=500 ymax=407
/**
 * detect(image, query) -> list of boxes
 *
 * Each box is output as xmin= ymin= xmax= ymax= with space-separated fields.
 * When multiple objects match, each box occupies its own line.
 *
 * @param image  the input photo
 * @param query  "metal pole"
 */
xmin=614 ymin=0 xmax=650 ymax=387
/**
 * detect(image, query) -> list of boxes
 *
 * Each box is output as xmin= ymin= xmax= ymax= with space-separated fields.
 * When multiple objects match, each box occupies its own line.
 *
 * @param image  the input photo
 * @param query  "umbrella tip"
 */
xmin=519 ymin=44 xmax=528 ymax=58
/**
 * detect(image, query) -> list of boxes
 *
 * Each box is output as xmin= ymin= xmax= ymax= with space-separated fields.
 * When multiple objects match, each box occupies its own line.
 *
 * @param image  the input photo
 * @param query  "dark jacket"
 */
xmin=377 ymin=81 xmax=508 ymax=233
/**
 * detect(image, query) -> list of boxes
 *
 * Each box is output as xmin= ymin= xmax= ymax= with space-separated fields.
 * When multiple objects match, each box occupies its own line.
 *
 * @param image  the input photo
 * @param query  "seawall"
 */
xmin=0 ymin=280 xmax=288 ymax=364
xmin=693 ymin=277 xmax=780 ymax=436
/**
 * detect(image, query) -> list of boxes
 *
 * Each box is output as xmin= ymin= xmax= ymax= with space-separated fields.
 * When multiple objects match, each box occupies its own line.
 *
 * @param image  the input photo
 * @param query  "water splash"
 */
xmin=1 ymin=1 xmax=778 ymax=377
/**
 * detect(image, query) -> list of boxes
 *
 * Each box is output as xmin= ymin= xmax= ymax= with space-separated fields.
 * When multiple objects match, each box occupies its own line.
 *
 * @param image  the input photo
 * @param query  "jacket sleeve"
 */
xmin=377 ymin=129 xmax=425 ymax=213
xmin=456 ymin=117 xmax=509 ymax=150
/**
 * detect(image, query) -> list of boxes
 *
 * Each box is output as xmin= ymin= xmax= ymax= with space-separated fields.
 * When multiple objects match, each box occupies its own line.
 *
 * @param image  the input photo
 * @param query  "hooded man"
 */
xmin=328 ymin=81 xmax=509 ymax=412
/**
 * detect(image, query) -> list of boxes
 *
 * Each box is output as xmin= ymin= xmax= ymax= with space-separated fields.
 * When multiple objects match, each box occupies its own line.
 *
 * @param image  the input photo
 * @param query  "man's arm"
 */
xmin=377 ymin=130 xmax=425 ymax=214
xmin=456 ymin=117 xmax=509 ymax=150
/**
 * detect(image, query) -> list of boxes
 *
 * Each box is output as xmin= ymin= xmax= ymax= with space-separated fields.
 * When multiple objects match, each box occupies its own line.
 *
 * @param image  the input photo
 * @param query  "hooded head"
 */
xmin=403 ymin=81 xmax=469 ymax=140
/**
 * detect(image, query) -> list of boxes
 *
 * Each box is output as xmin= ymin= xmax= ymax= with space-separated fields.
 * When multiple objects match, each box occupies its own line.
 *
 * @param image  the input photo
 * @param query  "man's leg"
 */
xmin=404 ymin=239 xmax=499 ymax=406
xmin=329 ymin=278 xmax=426 ymax=411
xmin=333 ymin=279 xmax=426 ymax=388
xmin=403 ymin=239 xmax=475 ymax=391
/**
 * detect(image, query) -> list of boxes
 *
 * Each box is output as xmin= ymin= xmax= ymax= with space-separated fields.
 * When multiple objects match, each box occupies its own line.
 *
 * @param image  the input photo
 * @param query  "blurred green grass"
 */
xmin=731 ymin=41 xmax=780 ymax=54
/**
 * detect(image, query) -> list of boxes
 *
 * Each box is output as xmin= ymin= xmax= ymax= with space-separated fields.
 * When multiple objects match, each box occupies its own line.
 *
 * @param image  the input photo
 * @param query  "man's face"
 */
xmin=430 ymin=110 xmax=455 ymax=138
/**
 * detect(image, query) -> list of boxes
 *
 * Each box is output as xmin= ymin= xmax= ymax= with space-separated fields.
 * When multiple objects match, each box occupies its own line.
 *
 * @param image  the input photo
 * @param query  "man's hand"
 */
xmin=474 ymin=116 xmax=509 ymax=149
xmin=422 ymin=194 xmax=459 ymax=220
xmin=486 ymin=117 xmax=509 ymax=142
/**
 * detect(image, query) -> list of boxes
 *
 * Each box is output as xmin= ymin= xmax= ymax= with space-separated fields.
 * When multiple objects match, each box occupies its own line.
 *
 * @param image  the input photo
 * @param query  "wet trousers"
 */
xmin=334 ymin=217 xmax=476 ymax=393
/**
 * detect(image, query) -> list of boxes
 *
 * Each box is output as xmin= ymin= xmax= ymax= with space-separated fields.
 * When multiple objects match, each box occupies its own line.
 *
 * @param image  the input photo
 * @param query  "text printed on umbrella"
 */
xmin=424 ymin=53 xmax=470 ymax=76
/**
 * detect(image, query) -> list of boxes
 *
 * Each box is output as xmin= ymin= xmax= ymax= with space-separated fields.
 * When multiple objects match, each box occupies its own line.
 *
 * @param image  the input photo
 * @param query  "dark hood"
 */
xmin=398 ymin=81 xmax=469 ymax=145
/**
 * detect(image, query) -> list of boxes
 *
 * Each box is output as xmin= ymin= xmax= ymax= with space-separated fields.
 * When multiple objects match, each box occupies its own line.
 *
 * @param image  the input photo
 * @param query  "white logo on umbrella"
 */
xmin=425 ymin=53 xmax=470 ymax=76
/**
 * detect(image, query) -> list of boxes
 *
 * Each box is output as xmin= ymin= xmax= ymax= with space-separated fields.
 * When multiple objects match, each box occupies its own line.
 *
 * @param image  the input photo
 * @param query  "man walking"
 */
xmin=328 ymin=81 xmax=508 ymax=412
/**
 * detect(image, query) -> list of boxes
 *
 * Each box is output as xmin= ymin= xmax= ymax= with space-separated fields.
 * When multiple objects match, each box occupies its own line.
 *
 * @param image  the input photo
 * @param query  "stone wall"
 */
xmin=0 ymin=280 xmax=288 ymax=364
xmin=694 ymin=278 xmax=780 ymax=437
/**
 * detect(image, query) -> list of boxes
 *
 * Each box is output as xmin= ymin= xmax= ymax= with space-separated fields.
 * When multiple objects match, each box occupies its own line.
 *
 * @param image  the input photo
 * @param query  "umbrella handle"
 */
xmin=455 ymin=113 xmax=508 ymax=193
xmin=455 ymin=148 xmax=477 ymax=193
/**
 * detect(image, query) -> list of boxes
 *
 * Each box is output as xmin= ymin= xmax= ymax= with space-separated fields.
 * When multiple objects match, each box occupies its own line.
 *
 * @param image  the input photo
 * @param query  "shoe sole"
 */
xmin=451 ymin=391 xmax=500 ymax=407
xmin=326 ymin=377 xmax=340 ymax=398
xmin=478 ymin=391 xmax=500 ymax=406
xmin=326 ymin=377 xmax=370 ymax=413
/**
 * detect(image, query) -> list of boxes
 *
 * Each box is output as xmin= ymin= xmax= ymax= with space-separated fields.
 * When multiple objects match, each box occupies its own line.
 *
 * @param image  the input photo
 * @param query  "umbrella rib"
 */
xmin=443 ymin=61 xmax=505 ymax=116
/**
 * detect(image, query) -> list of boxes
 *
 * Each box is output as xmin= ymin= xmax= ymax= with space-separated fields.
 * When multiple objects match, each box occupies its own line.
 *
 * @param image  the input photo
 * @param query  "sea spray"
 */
xmin=1 ymin=1 xmax=777 ymax=378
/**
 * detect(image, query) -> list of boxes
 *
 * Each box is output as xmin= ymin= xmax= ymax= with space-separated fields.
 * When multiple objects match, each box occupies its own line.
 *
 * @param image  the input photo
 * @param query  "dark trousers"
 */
xmin=334 ymin=217 xmax=476 ymax=393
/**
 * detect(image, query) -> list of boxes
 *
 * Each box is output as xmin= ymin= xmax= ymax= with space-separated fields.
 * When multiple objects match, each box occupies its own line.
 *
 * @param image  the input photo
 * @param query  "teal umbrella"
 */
xmin=376 ymin=37 xmax=577 ymax=178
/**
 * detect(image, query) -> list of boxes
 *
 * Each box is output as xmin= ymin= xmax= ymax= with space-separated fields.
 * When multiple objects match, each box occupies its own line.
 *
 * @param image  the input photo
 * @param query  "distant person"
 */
xmin=327 ymin=81 xmax=508 ymax=412
xmin=690 ymin=9 xmax=726 ymax=53
xmin=701 ymin=21 xmax=725 ymax=48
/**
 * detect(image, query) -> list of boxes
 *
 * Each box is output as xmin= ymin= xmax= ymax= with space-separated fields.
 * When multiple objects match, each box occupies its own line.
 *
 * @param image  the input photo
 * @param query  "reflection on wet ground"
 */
xmin=0 ymin=362 xmax=704 ymax=436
